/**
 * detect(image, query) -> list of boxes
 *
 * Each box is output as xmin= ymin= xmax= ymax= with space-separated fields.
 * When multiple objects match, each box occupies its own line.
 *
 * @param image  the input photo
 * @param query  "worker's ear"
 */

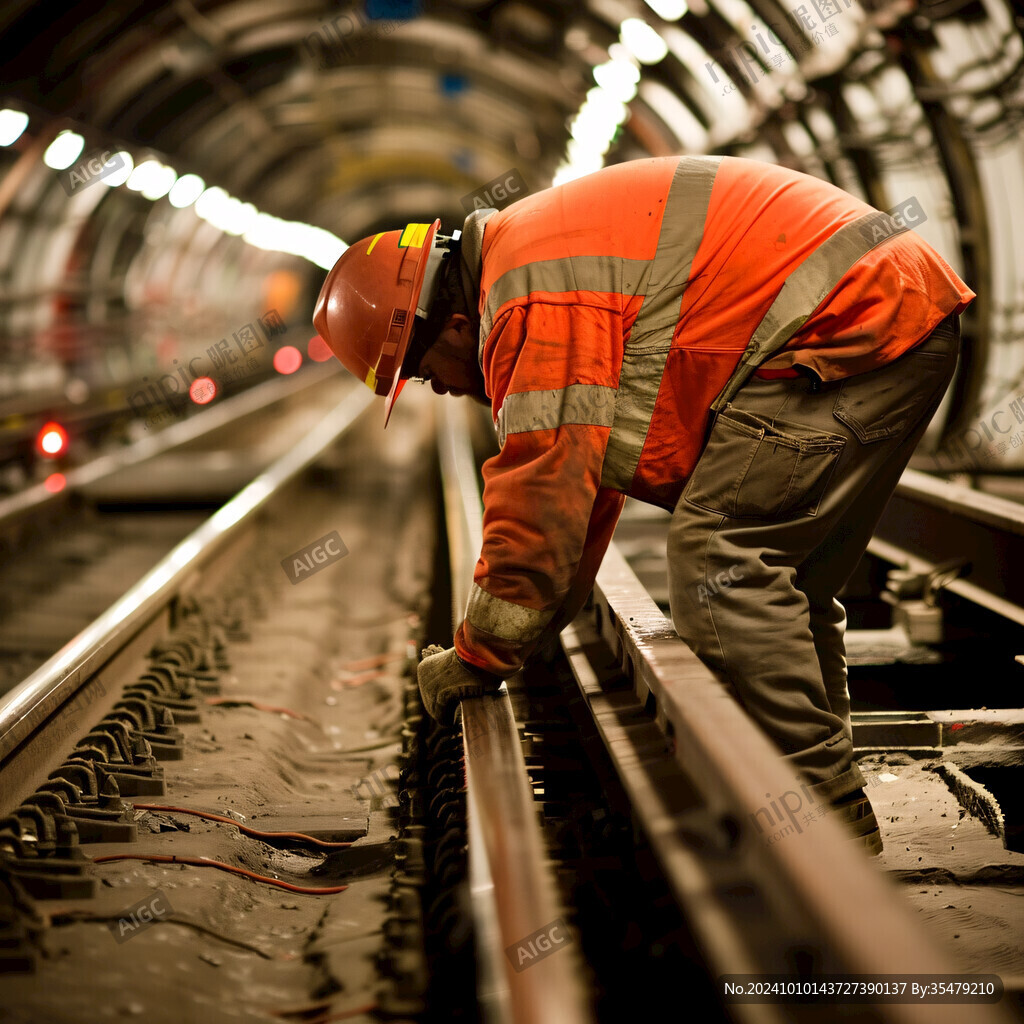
xmin=444 ymin=313 xmax=472 ymax=332
xmin=444 ymin=313 xmax=477 ymax=351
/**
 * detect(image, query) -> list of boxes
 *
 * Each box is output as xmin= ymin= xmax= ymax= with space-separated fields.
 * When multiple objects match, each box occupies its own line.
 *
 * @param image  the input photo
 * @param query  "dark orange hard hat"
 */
xmin=313 ymin=220 xmax=442 ymax=424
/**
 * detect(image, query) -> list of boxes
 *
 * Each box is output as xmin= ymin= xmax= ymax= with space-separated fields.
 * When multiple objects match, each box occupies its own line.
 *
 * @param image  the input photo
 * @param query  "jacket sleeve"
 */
xmin=453 ymin=302 xmax=625 ymax=677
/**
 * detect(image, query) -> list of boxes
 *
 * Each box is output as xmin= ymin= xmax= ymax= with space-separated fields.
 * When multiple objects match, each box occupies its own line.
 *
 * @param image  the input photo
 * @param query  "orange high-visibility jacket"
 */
xmin=453 ymin=156 xmax=975 ymax=678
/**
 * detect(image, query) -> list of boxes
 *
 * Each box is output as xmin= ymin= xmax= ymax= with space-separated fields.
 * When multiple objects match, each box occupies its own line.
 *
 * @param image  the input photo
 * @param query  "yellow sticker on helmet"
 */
xmin=366 ymin=233 xmax=385 ymax=255
xmin=364 ymin=367 xmax=377 ymax=390
xmin=399 ymin=223 xmax=429 ymax=248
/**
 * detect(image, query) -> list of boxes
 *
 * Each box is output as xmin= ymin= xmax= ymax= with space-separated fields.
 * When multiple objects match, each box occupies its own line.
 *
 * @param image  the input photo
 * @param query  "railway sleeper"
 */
xmin=0 ymin=599 xmax=277 ymax=918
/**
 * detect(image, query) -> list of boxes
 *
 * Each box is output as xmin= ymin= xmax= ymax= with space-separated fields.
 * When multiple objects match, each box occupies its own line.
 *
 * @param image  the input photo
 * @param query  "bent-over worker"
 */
xmin=313 ymin=156 xmax=975 ymax=854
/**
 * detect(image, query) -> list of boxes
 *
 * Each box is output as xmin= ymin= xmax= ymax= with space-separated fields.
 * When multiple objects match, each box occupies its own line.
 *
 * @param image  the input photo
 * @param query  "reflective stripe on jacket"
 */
xmin=454 ymin=156 xmax=975 ymax=677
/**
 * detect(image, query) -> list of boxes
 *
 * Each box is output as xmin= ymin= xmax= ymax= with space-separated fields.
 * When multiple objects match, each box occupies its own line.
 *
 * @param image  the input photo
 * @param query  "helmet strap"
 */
xmin=415 ymin=234 xmax=455 ymax=318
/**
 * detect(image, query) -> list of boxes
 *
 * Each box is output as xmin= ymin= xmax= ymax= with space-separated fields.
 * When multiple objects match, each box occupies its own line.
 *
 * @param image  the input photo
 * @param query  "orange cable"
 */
xmin=340 ymin=652 xmax=405 ymax=672
xmin=204 ymin=697 xmax=311 ymax=720
xmin=90 ymin=853 xmax=348 ymax=895
xmin=330 ymin=669 xmax=387 ymax=690
xmin=132 ymin=803 xmax=352 ymax=849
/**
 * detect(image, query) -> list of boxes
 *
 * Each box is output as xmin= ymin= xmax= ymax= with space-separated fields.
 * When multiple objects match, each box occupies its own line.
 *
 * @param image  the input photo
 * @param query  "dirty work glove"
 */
xmin=417 ymin=644 xmax=503 ymax=726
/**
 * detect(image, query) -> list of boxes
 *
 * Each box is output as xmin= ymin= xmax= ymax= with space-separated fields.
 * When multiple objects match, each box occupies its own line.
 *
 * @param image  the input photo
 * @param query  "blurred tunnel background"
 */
xmin=0 ymin=0 xmax=1021 ymax=489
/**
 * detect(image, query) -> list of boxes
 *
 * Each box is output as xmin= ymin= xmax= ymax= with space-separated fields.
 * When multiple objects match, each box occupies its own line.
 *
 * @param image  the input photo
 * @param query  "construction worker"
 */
xmin=313 ymin=156 xmax=975 ymax=853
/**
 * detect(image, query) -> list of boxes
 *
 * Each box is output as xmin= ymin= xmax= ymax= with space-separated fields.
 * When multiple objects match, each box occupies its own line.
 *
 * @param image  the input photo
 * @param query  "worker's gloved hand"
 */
xmin=417 ymin=644 xmax=503 ymax=725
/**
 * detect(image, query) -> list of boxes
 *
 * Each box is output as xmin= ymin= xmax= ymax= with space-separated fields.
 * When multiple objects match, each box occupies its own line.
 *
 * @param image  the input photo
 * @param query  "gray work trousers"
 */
xmin=667 ymin=313 xmax=961 ymax=802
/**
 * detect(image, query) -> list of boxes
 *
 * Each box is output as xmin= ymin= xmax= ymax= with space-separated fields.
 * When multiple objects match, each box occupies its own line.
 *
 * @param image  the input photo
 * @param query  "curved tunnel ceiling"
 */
xmin=0 ymin=0 xmax=1022 ymax=468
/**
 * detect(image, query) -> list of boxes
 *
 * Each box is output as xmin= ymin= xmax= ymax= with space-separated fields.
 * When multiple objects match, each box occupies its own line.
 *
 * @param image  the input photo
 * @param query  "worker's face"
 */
xmin=414 ymin=314 xmax=488 ymax=404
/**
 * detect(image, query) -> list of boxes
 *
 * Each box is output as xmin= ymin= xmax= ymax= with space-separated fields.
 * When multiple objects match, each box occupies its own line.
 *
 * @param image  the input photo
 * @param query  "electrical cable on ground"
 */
xmin=341 ymin=652 xmax=405 ymax=671
xmin=132 ymin=803 xmax=353 ymax=848
xmin=53 ymin=912 xmax=282 ymax=959
xmin=91 ymin=854 xmax=349 ymax=895
xmin=204 ymin=697 xmax=312 ymax=720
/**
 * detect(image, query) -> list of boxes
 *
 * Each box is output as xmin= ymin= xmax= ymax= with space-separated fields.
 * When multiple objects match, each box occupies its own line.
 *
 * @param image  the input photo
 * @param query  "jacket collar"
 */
xmin=459 ymin=208 xmax=497 ymax=369
xmin=459 ymin=208 xmax=496 ymax=328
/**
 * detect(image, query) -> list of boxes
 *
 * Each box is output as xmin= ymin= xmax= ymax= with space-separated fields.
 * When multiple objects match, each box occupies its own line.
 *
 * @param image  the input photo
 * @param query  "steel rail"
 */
xmin=435 ymin=402 xmax=594 ymax=1024
xmin=0 ymin=385 xmax=373 ymax=764
xmin=871 ymin=466 xmax=1024 ymax=626
xmin=894 ymin=467 xmax=1024 ymax=537
xmin=560 ymin=543 xmax=1018 ymax=1024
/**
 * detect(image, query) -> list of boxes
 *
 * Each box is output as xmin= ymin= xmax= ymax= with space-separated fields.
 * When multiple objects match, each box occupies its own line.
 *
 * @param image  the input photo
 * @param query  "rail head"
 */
xmin=437 ymin=402 xmax=593 ymax=1024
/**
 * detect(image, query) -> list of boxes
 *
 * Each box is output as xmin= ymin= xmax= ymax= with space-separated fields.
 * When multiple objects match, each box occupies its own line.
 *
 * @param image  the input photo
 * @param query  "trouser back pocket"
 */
xmin=684 ymin=405 xmax=846 ymax=519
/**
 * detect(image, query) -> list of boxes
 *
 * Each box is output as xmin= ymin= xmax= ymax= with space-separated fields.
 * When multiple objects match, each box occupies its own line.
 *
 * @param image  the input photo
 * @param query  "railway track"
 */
xmin=0 ymin=384 xmax=434 ymax=1022
xmin=0 ymin=366 xmax=349 ymax=696
xmin=0 ymin=393 xmax=1021 ymax=1023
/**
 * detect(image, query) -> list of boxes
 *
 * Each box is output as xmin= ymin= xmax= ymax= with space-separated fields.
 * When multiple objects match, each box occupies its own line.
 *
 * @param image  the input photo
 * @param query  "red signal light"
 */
xmin=36 ymin=421 xmax=68 ymax=459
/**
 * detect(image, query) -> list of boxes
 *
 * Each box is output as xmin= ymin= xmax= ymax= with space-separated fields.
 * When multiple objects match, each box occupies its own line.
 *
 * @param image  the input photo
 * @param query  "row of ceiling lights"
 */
xmin=0 ymin=109 xmax=345 ymax=270
xmin=555 ymin=0 xmax=687 ymax=184
xmin=1 ymin=1 xmax=692 ymax=269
